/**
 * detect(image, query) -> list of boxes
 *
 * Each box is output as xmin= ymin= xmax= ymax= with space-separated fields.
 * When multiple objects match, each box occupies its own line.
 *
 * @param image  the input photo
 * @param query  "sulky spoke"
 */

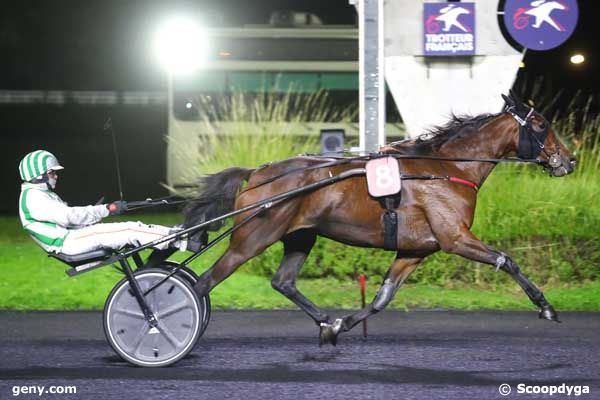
xmin=114 ymin=307 xmax=145 ymax=319
xmin=156 ymin=300 xmax=192 ymax=319
xmin=157 ymin=321 xmax=184 ymax=349
xmin=130 ymin=322 xmax=149 ymax=356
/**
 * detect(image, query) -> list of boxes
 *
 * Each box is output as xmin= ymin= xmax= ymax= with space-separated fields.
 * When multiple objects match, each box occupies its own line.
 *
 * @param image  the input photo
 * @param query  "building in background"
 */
xmin=165 ymin=16 xmax=404 ymax=189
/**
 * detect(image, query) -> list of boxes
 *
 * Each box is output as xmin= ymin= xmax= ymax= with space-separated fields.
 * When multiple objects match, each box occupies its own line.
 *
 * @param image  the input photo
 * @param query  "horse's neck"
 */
xmin=436 ymin=114 xmax=517 ymax=185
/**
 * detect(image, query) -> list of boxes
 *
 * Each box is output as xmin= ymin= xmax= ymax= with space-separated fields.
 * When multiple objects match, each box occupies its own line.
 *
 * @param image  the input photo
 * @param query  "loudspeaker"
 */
xmin=320 ymin=129 xmax=345 ymax=155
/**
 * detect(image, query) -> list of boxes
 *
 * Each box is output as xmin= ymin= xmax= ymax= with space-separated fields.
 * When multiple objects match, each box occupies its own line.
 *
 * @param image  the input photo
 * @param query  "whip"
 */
xmin=103 ymin=117 xmax=124 ymax=202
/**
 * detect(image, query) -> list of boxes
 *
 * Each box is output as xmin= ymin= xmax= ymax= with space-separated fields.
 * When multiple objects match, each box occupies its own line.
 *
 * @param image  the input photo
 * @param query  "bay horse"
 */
xmin=184 ymin=92 xmax=576 ymax=345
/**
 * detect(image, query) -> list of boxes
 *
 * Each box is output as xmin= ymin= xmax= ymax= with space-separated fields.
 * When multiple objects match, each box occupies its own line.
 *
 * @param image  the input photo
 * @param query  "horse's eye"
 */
xmin=531 ymin=120 xmax=547 ymax=133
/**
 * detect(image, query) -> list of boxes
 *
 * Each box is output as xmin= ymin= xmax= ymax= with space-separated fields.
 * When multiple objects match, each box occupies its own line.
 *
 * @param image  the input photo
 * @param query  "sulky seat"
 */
xmin=49 ymin=249 xmax=113 ymax=267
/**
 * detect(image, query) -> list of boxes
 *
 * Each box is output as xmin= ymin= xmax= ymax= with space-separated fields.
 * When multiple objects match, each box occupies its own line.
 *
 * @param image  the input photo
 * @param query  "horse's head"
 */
xmin=502 ymin=91 xmax=576 ymax=177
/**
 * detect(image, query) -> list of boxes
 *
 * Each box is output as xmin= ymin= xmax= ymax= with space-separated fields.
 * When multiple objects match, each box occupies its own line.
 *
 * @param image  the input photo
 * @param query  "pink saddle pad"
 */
xmin=365 ymin=157 xmax=401 ymax=197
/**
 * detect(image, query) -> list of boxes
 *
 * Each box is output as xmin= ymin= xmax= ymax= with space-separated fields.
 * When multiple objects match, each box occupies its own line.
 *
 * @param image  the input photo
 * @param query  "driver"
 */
xmin=18 ymin=150 xmax=198 ymax=255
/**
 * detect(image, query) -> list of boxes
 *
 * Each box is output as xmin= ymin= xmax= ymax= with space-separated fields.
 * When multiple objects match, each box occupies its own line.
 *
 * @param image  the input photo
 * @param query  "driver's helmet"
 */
xmin=18 ymin=150 xmax=64 ymax=182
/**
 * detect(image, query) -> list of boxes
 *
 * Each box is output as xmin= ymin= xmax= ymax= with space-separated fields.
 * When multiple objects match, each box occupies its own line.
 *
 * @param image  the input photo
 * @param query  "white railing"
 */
xmin=0 ymin=90 xmax=167 ymax=105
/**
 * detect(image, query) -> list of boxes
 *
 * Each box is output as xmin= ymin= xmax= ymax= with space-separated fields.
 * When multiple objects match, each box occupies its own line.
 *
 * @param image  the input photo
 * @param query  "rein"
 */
xmin=239 ymin=153 xmax=544 ymax=194
xmin=241 ymin=106 xmax=558 ymax=195
xmin=401 ymin=174 xmax=479 ymax=191
xmin=126 ymin=196 xmax=187 ymax=211
xmin=240 ymin=157 xmax=364 ymax=193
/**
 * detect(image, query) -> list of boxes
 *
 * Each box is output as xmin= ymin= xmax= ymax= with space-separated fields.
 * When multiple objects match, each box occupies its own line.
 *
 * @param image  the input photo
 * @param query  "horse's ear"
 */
xmin=509 ymin=89 xmax=522 ymax=103
xmin=501 ymin=94 xmax=514 ymax=109
xmin=509 ymin=90 xmax=529 ymax=113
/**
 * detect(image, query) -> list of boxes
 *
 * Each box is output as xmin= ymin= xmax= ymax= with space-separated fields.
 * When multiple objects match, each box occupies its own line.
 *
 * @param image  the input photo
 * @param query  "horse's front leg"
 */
xmin=319 ymin=257 xmax=422 ymax=346
xmin=435 ymin=225 xmax=560 ymax=322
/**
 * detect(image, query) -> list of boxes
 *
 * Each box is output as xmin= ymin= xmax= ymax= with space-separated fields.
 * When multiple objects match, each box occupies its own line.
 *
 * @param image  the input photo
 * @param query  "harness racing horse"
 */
xmin=184 ymin=92 xmax=576 ymax=345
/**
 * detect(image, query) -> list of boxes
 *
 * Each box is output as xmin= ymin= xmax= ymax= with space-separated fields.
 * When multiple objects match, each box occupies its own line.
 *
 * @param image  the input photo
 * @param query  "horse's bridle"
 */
xmin=505 ymin=106 xmax=564 ymax=173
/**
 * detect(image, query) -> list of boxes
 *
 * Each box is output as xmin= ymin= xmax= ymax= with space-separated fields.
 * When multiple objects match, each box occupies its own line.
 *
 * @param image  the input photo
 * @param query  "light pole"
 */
xmin=153 ymin=16 xmax=207 ymax=187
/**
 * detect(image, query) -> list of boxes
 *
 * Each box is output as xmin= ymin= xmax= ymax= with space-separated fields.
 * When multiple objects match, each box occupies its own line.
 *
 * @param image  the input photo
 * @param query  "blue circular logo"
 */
xmin=503 ymin=0 xmax=578 ymax=50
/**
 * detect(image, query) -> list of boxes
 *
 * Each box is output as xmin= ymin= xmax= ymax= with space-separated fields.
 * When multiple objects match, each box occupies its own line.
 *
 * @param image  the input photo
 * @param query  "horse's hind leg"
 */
xmin=193 ymin=215 xmax=290 ymax=298
xmin=320 ymin=257 xmax=422 ymax=346
xmin=270 ymin=230 xmax=332 ymax=325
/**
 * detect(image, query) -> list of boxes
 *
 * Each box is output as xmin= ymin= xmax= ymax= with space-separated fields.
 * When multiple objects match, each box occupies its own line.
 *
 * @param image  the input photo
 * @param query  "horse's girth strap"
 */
xmin=383 ymin=197 xmax=398 ymax=251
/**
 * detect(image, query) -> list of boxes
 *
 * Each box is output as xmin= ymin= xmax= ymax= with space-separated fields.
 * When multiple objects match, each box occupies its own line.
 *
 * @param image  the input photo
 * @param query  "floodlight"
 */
xmin=570 ymin=54 xmax=585 ymax=65
xmin=154 ymin=16 xmax=208 ymax=75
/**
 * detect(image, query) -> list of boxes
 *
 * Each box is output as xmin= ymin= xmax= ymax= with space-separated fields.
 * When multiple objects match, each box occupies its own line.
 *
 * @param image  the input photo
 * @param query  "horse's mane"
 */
xmin=385 ymin=113 xmax=500 ymax=155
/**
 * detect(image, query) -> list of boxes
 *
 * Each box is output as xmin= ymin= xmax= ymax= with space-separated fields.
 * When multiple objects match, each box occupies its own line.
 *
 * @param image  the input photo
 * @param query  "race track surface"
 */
xmin=0 ymin=310 xmax=599 ymax=400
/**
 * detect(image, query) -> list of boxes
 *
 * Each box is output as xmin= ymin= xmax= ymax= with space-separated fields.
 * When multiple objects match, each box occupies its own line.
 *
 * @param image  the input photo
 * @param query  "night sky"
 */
xmin=0 ymin=0 xmax=357 ymax=91
xmin=0 ymin=0 xmax=597 ymax=99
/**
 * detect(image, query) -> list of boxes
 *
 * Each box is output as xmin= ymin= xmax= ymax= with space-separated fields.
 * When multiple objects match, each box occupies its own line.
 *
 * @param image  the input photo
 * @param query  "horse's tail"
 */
xmin=183 ymin=167 xmax=255 ymax=230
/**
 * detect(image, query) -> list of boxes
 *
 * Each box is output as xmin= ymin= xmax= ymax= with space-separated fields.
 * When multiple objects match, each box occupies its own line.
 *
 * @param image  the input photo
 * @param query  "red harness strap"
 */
xmin=448 ymin=176 xmax=479 ymax=192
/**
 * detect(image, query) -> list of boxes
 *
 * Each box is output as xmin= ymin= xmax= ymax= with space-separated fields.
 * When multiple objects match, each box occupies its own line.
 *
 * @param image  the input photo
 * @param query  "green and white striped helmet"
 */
xmin=18 ymin=150 xmax=64 ymax=182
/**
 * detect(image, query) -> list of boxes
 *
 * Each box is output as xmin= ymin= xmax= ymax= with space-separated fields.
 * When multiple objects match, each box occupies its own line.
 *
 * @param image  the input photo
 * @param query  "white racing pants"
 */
xmin=60 ymin=221 xmax=183 ymax=255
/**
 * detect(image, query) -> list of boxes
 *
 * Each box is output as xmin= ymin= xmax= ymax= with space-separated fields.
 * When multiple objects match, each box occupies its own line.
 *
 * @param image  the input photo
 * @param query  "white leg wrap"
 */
xmin=495 ymin=254 xmax=507 ymax=272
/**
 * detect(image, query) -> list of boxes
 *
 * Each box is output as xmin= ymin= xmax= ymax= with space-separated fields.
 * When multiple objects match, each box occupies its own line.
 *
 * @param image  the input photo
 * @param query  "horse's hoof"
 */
xmin=319 ymin=319 xmax=343 ymax=347
xmin=539 ymin=305 xmax=561 ymax=323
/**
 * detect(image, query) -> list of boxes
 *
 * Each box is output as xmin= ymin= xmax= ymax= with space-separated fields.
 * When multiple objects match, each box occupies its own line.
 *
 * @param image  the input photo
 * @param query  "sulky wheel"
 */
xmin=157 ymin=262 xmax=211 ymax=337
xmin=103 ymin=268 xmax=203 ymax=367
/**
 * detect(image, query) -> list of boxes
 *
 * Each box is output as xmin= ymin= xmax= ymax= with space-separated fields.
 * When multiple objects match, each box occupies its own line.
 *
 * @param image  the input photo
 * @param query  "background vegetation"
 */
xmin=1 ymin=91 xmax=598 ymax=310
xmin=184 ymin=90 xmax=600 ymax=285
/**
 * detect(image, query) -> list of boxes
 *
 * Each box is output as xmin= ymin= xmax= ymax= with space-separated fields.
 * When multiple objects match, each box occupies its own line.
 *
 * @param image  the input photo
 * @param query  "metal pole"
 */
xmin=356 ymin=0 xmax=386 ymax=153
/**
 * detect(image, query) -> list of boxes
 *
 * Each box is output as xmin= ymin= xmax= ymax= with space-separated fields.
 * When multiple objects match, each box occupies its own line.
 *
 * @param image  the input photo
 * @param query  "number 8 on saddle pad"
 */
xmin=365 ymin=157 xmax=401 ymax=197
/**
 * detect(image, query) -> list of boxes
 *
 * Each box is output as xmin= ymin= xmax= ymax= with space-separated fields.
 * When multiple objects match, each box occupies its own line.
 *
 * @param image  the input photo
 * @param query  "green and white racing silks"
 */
xmin=19 ymin=183 xmax=109 ymax=252
xmin=18 ymin=150 xmax=64 ymax=182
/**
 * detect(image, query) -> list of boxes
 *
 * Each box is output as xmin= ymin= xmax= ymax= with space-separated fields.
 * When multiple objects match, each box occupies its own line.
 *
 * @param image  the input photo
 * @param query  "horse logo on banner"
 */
xmin=423 ymin=2 xmax=475 ymax=56
xmin=504 ymin=0 xmax=578 ymax=50
xmin=428 ymin=4 xmax=472 ymax=33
